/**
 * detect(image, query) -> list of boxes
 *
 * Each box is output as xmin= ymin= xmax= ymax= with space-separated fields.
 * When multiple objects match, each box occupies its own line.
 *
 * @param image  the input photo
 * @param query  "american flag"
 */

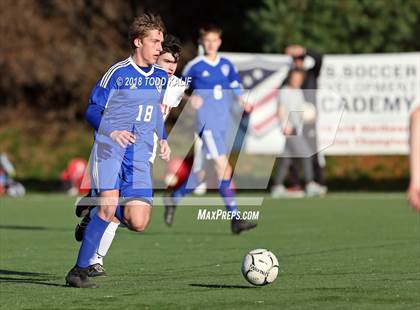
xmin=221 ymin=53 xmax=291 ymax=154
xmin=239 ymin=64 xmax=289 ymax=137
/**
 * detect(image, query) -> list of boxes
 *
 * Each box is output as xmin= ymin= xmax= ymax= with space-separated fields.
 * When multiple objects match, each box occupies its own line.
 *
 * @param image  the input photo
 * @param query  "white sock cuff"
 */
xmin=88 ymin=222 xmax=119 ymax=265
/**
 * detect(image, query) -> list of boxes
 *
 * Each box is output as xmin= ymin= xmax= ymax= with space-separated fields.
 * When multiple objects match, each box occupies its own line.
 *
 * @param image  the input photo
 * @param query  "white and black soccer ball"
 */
xmin=241 ymin=249 xmax=279 ymax=286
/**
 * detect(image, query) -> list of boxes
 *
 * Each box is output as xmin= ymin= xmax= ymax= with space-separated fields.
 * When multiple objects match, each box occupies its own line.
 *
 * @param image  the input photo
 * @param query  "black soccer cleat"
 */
xmin=65 ymin=266 xmax=97 ymax=288
xmin=231 ymin=219 xmax=257 ymax=235
xmin=74 ymin=213 xmax=91 ymax=242
xmin=164 ymin=205 xmax=177 ymax=227
xmin=87 ymin=263 xmax=106 ymax=277
xmin=163 ymin=196 xmax=177 ymax=226
xmin=75 ymin=193 xmax=95 ymax=218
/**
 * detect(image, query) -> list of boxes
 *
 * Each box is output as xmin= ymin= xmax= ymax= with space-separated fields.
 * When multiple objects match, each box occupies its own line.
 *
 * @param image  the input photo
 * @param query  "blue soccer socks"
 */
xmin=76 ymin=214 xmax=110 ymax=268
xmin=219 ymin=179 xmax=239 ymax=220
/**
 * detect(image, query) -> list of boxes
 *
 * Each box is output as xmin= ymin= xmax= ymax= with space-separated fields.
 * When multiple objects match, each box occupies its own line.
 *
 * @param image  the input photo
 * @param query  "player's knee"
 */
xmin=130 ymin=225 xmax=145 ymax=233
xmin=129 ymin=219 xmax=149 ymax=232
xmin=97 ymin=208 xmax=117 ymax=222
xmin=124 ymin=201 xmax=152 ymax=232
xmin=127 ymin=214 xmax=151 ymax=232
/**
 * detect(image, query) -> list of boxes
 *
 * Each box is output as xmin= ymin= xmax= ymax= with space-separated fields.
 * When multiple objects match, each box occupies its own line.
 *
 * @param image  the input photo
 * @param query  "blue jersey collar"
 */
xmin=202 ymin=55 xmax=221 ymax=67
xmin=129 ymin=56 xmax=155 ymax=76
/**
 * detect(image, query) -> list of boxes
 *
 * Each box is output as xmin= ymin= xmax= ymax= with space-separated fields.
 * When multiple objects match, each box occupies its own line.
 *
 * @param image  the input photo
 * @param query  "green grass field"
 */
xmin=0 ymin=193 xmax=419 ymax=309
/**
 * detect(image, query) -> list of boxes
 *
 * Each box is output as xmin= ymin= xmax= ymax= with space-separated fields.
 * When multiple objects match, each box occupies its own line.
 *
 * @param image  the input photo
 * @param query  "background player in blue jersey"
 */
xmin=164 ymin=25 xmax=257 ymax=234
xmin=72 ymin=35 xmax=185 ymax=278
xmin=65 ymin=14 xmax=170 ymax=288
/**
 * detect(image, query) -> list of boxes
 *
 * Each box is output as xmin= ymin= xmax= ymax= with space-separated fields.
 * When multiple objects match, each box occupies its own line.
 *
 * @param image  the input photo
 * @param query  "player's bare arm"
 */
xmin=408 ymin=106 xmax=420 ymax=211
xmin=159 ymin=139 xmax=171 ymax=162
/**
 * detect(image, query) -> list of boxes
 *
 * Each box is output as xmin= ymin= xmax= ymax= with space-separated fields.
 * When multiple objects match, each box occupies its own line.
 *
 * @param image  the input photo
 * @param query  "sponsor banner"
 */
xmin=223 ymin=52 xmax=420 ymax=155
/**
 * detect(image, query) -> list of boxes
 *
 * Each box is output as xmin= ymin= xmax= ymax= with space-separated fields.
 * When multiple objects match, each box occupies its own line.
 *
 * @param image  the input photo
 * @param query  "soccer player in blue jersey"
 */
xmin=164 ymin=25 xmax=257 ymax=234
xmin=65 ymin=14 xmax=171 ymax=288
xmin=72 ymin=35 xmax=185 ymax=278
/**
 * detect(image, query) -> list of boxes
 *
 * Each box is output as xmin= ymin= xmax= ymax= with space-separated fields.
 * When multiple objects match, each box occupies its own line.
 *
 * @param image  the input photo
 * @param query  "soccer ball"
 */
xmin=241 ymin=249 xmax=279 ymax=286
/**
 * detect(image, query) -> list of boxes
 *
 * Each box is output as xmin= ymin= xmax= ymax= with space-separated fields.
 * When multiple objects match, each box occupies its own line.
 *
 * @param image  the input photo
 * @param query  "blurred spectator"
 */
xmin=60 ymin=158 xmax=90 ymax=196
xmin=408 ymin=106 xmax=420 ymax=211
xmin=0 ymin=153 xmax=26 ymax=198
xmin=285 ymin=45 xmax=326 ymax=194
xmin=271 ymin=68 xmax=324 ymax=198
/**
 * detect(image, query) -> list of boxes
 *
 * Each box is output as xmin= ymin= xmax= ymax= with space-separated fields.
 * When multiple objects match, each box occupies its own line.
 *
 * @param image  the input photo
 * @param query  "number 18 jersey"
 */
xmin=89 ymin=56 xmax=168 ymax=161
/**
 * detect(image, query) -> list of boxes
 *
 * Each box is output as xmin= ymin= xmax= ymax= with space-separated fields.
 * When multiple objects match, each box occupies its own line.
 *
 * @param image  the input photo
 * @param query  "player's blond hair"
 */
xmin=128 ymin=13 xmax=166 ymax=50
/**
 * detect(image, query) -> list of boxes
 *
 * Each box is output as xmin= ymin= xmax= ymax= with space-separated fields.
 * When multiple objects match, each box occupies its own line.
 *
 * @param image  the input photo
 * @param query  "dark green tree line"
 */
xmin=247 ymin=0 xmax=420 ymax=53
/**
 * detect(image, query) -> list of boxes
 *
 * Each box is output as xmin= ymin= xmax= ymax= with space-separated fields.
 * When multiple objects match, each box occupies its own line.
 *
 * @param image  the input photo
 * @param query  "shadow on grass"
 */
xmin=145 ymin=231 xmax=229 ymax=236
xmin=0 ymin=225 xmax=46 ymax=230
xmin=0 ymin=277 xmax=67 ymax=287
xmin=282 ymin=240 xmax=417 ymax=258
xmin=0 ymin=269 xmax=49 ymax=276
xmin=0 ymin=269 xmax=67 ymax=287
xmin=0 ymin=225 xmax=71 ymax=232
xmin=189 ymin=283 xmax=259 ymax=289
